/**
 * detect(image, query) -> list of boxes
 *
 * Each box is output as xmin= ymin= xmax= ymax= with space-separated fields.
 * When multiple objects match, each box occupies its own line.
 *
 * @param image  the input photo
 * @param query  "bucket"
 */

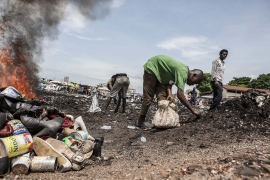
xmin=70 ymin=131 xmax=88 ymax=140
xmin=30 ymin=156 xmax=57 ymax=172
xmin=8 ymin=120 xmax=29 ymax=135
xmin=0 ymin=133 xmax=33 ymax=158
xmin=11 ymin=153 xmax=31 ymax=175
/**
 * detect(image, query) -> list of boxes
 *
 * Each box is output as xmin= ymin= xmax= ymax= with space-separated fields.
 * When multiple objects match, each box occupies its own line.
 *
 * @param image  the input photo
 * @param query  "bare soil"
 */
xmin=4 ymin=90 xmax=270 ymax=180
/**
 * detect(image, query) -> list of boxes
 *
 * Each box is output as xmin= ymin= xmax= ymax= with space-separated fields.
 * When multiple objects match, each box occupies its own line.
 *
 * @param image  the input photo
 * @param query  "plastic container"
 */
xmin=0 ymin=133 xmax=33 ymax=158
xmin=70 ymin=131 xmax=88 ymax=140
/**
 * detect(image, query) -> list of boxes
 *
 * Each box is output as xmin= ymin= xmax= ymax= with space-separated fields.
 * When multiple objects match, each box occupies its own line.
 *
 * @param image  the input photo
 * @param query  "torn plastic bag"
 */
xmin=88 ymin=95 xmax=101 ymax=113
xmin=0 ymin=94 xmax=17 ymax=113
xmin=152 ymin=100 xmax=180 ymax=128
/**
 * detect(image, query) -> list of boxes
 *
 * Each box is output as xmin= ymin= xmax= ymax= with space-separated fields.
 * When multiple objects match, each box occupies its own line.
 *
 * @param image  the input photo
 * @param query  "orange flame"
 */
xmin=0 ymin=48 xmax=36 ymax=99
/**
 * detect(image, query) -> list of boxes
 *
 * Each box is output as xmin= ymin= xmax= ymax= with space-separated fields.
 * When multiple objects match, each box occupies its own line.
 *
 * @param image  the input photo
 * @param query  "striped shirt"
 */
xmin=211 ymin=58 xmax=225 ymax=83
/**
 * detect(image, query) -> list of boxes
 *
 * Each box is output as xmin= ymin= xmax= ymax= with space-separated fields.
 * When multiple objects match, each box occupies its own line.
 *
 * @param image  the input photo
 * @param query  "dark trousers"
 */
xmin=210 ymin=81 xmax=223 ymax=110
xmin=190 ymin=97 xmax=197 ymax=105
xmin=140 ymin=71 xmax=167 ymax=115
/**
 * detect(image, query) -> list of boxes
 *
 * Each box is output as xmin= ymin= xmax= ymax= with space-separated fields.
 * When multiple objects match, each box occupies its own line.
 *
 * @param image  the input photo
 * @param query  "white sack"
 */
xmin=152 ymin=100 xmax=180 ymax=128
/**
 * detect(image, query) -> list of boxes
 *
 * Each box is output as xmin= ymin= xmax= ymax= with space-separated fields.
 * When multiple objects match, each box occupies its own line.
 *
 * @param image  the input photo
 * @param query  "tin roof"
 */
xmin=223 ymin=85 xmax=270 ymax=93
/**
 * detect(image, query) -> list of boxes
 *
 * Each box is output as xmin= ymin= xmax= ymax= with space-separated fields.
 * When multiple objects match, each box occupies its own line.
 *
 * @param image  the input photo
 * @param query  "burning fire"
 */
xmin=0 ymin=47 xmax=36 ymax=99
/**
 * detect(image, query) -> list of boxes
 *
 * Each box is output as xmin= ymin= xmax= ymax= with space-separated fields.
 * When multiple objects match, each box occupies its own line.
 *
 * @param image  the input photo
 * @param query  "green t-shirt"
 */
xmin=144 ymin=55 xmax=189 ymax=90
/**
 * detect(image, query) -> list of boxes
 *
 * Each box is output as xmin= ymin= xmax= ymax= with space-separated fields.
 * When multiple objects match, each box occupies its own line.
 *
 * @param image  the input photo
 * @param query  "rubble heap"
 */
xmin=0 ymin=86 xmax=102 ymax=176
xmin=203 ymin=89 xmax=270 ymax=135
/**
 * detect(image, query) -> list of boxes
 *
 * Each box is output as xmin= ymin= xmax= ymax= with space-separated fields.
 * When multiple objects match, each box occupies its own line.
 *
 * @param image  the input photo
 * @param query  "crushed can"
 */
xmin=0 ymin=133 xmax=33 ymax=158
xmin=30 ymin=156 xmax=57 ymax=172
xmin=11 ymin=153 xmax=31 ymax=175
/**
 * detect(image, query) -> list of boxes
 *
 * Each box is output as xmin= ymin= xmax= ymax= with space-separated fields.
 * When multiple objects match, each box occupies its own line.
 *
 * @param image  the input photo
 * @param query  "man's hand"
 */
xmin=166 ymin=94 xmax=173 ymax=102
xmin=192 ymin=109 xmax=202 ymax=118
xmin=177 ymin=88 xmax=202 ymax=118
xmin=214 ymin=81 xmax=219 ymax=87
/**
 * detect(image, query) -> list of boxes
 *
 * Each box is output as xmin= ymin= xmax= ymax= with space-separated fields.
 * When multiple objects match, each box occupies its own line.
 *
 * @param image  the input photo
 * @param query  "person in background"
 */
xmin=137 ymin=55 xmax=204 ymax=127
xmin=107 ymin=76 xmax=118 ymax=104
xmin=104 ymin=73 xmax=130 ymax=113
xmin=188 ymin=87 xmax=198 ymax=105
xmin=209 ymin=49 xmax=228 ymax=110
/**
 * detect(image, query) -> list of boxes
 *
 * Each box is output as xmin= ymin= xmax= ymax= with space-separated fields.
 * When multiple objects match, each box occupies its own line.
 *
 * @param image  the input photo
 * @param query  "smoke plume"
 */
xmin=0 ymin=0 xmax=112 ymax=98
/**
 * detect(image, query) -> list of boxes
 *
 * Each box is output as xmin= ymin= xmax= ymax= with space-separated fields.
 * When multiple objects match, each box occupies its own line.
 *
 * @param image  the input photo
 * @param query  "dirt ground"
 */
xmin=3 ymin=90 xmax=270 ymax=180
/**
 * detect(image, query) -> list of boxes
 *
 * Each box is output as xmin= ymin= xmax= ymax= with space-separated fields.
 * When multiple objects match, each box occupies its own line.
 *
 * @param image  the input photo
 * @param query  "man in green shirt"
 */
xmin=136 ymin=55 xmax=204 ymax=127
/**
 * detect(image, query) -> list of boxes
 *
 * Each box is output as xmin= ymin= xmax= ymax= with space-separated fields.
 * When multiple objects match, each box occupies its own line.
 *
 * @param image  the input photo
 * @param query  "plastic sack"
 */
xmin=152 ymin=100 xmax=180 ymax=128
xmin=88 ymin=95 xmax=101 ymax=113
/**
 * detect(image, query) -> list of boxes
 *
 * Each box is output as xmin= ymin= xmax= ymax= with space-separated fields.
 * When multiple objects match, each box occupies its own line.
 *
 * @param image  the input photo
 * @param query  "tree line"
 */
xmin=196 ymin=73 xmax=270 ymax=93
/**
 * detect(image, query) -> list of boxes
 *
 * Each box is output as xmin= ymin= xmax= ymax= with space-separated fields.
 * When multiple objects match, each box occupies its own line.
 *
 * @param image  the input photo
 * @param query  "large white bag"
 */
xmin=88 ymin=94 xmax=101 ymax=113
xmin=152 ymin=100 xmax=180 ymax=128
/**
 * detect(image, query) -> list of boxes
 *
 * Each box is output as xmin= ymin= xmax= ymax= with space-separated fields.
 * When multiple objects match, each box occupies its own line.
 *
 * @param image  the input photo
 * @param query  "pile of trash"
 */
xmin=204 ymin=89 xmax=270 ymax=135
xmin=0 ymin=86 xmax=103 ymax=176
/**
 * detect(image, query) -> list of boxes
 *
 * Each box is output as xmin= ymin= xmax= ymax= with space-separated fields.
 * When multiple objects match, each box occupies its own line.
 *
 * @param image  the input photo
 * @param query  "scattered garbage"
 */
xmin=0 ymin=133 xmax=33 ymax=158
xmin=100 ymin=126 xmax=111 ymax=130
xmin=140 ymin=136 xmax=146 ymax=142
xmin=11 ymin=153 xmax=31 ymax=175
xmin=30 ymin=156 xmax=57 ymax=172
xmin=0 ymin=86 xmax=102 ymax=176
xmin=255 ymin=96 xmax=265 ymax=103
xmin=70 ymin=131 xmax=89 ymax=140
xmin=127 ymin=125 xmax=137 ymax=129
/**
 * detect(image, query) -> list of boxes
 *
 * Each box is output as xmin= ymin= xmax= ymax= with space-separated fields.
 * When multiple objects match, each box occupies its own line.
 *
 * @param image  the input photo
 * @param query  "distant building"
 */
xmin=200 ymin=85 xmax=270 ymax=100
xmin=223 ymin=85 xmax=270 ymax=99
xmin=128 ymin=88 xmax=136 ymax=94
xmin=64 ymin=77 xmax=69 ymax=83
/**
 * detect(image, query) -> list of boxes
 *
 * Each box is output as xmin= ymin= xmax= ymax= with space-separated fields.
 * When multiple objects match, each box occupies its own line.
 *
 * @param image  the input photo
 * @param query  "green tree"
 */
xmin=248 ymin=73 xmax=270 ymax=89
xmin=196 ymin=73 xmax=211 ymax=92
xmin=228 ymin=77 xmax=251 ymax=87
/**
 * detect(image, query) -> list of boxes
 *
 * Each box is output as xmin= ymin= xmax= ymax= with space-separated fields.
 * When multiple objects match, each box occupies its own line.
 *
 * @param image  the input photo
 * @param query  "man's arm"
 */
xmin=211 ymin=60 xmax=219 ymax=87
xmin=177 ymin=88 xmax=201 ymax=117
xmin=166 ymin=85 xmax=173 ymax=101
xmin=107 ymin=84 xmax=112 ymax=91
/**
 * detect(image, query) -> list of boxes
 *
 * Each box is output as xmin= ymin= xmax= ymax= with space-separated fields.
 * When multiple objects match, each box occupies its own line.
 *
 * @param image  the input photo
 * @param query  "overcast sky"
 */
xmin=39 ymin=0 xmax=270 ymax=94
